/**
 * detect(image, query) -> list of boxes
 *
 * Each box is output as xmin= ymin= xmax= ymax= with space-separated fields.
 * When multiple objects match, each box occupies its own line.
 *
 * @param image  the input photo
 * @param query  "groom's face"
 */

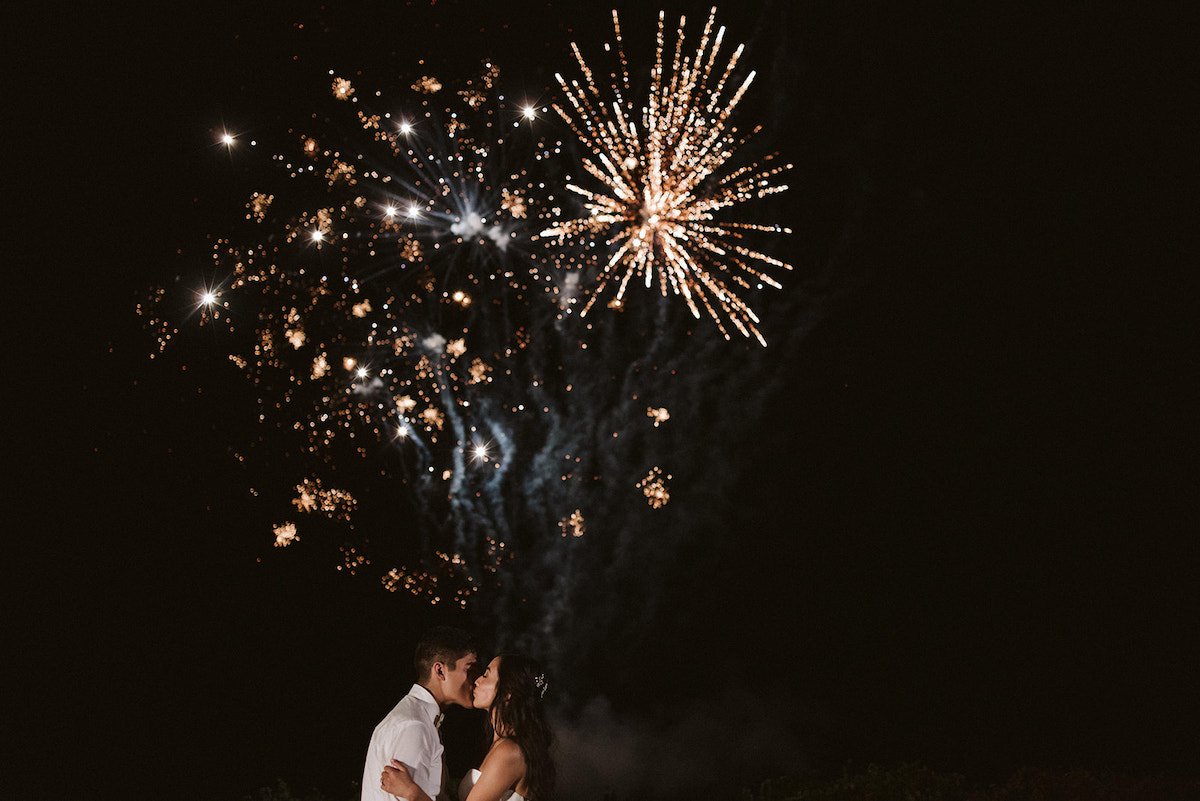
xmin=441 ymin=652 xmax=479 ymax=708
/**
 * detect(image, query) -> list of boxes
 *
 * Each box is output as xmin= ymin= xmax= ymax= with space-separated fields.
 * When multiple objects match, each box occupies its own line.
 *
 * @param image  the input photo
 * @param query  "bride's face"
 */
xmin=472 ymin=656 xmax=502 ymax=710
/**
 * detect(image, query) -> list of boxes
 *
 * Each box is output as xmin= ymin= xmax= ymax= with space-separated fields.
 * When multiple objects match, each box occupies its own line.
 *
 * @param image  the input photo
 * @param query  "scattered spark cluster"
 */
xmin=273 ymin=522 xmax=299 ymax=548
xmin=637 ymin=466 xmax=672 ymax=509
xmin=143 ymin=9 xmax=795 ymax=615
xmin=381 ymin=551 xmax=479 ymax=607
xmin=540 ymin=8 xmax=793 ymax=345
xmin=292 ymin=478 xmax=356 ymax=519
xmin=559 ymin=509 xmax=586 ymax=537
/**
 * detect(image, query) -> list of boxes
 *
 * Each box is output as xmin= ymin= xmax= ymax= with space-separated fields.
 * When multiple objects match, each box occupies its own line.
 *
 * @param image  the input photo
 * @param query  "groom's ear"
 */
xmin=432 ymin=661 xmax=446 ymax=681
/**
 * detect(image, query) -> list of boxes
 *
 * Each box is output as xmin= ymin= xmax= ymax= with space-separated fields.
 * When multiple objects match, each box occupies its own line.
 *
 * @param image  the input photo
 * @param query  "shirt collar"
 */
xmin=409 ymin=683 xmax=441 ymax=722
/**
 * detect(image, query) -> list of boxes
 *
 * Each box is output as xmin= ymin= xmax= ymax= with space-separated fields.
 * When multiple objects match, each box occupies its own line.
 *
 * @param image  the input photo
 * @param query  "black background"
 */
xmin=7 ymin=2 xmax=1196 ymax=799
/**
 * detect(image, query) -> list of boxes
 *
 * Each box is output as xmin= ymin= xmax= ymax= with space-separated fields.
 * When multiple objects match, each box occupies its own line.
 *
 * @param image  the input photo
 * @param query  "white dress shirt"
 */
xmin=362 ymin=684 xmax=444 ymax=801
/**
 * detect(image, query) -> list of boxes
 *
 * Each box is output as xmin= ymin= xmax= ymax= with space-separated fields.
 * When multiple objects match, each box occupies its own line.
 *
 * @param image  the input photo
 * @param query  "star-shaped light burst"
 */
xmin=541 ymin=8 xmax=793 ymax=345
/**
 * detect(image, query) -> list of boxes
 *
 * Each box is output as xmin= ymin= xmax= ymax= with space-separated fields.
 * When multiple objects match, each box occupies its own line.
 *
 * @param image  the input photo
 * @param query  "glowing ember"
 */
xmin=332 ymin=76 xmax=355 ymax=100
xmin=647 ymin=407 xmax=670 ymax=427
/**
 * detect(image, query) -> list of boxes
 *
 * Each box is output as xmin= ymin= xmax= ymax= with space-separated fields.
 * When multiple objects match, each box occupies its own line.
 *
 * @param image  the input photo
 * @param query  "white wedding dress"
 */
xmin=458 ymin=768 xmax=526 ymax=801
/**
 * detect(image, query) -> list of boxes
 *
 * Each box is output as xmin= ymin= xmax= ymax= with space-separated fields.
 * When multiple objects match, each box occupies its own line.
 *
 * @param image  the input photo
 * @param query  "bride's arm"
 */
xmin=381 ymin=760 xmax=434 ymax=801
xmin=464 ymin=739 xmax=525 ymax=801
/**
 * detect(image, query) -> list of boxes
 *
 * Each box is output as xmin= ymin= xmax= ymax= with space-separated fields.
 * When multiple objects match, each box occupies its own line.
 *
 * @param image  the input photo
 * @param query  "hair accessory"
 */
xmin=533 ymin=673 xmax=548 ymax=699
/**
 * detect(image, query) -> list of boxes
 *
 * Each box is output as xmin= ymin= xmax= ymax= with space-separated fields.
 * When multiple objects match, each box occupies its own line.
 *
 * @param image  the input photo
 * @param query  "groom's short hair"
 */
xmin=414 ymin=626 xmax=477 ymax=679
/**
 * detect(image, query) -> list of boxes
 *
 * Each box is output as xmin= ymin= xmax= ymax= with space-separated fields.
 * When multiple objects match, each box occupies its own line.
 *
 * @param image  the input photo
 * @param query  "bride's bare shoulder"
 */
xmin=482 ymin=737 xmax=525 ymax=768
xmin=471 ymin=736 xmax=526 ymax=798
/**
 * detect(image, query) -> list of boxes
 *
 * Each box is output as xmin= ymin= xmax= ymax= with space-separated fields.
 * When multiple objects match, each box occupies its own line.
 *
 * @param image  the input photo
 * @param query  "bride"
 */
xmin=382 ymin=653 xmax=555 ymax=801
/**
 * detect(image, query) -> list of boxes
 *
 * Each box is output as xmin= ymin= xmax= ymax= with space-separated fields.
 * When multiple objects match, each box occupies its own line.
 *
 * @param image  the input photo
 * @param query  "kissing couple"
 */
xmin=361 ymin=626 xmax=554 ymax=801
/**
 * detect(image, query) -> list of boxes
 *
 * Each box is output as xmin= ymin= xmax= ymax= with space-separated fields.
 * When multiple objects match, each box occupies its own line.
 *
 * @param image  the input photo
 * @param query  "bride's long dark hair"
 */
xmin=487 ymin=653 xmax=555 ymax=801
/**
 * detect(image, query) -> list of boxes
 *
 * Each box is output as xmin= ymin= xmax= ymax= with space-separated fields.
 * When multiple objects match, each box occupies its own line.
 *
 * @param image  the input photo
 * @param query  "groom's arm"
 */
xmin=382 ymin=759 xmax=436 ymax=801
xmin=371 ymin=720 xmax=440 ymax=801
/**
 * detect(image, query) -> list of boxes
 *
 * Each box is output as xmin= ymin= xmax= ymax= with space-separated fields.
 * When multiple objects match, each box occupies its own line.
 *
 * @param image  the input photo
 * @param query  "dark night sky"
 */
xmin=6 ymin=2 xmax=1197 ymax=800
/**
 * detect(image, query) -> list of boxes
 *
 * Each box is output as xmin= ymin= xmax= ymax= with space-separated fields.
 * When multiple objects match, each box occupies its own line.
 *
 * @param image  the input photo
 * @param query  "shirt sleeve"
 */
xmin=364 ymin=719 xmax=443 ymax=801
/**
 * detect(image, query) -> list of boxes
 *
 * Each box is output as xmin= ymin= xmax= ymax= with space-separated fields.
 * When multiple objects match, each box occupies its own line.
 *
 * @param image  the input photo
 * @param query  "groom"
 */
xmin=361 ymin=626 xmax=479 ymax=801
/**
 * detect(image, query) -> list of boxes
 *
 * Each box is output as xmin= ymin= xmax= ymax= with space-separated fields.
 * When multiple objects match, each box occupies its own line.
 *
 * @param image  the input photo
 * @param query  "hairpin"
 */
xmin=533 ymin=673 xmax=548 ymax=699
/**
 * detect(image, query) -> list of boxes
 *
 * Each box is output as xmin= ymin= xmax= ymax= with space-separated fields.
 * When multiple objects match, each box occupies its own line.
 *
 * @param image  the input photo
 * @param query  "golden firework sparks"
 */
xmin=412 ymin=75 xmax=443 ymax=94
xmin=501 ymin=187 xmax=528 ymax=219
xmin=420 ymin=406 xmax=446 ymax=430
xmin=381 ymin=552 xmax=477 ymax=608
xmin=311 ymin=354 xmax=330 ymax=379
xmin=541 ymin=8 xmax=793 ymax=345
xmin=637 ymin=466 xmax=671 ymax=508
xmin=467 ymin=358 xmax=492 ymax=384
xmin=273 ymin=522 xmax=299 ymax=547
xmin=149 ymin=58 xmax=642 ymax=609
xmin=338 ymin=545 xmax=369 ymax=573
xmin=559 ymin=509 xmax=586 ymax=537
xmin=247 ymin=192 xmax=275 ymax=222
xmin=292 ymin=478 xmax=357 ymax=520
xmin=332 ymin=76 xmax=355 ymax=100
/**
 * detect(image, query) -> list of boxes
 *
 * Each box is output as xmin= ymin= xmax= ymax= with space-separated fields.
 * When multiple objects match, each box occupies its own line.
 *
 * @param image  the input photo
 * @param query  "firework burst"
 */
xmin=142 ymin=8 xmax=800 ymax=642
xmin=541 ymin=7 xmax=793 ymax=345
xmin=142 ymin=63 xmax=585 ymax=607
